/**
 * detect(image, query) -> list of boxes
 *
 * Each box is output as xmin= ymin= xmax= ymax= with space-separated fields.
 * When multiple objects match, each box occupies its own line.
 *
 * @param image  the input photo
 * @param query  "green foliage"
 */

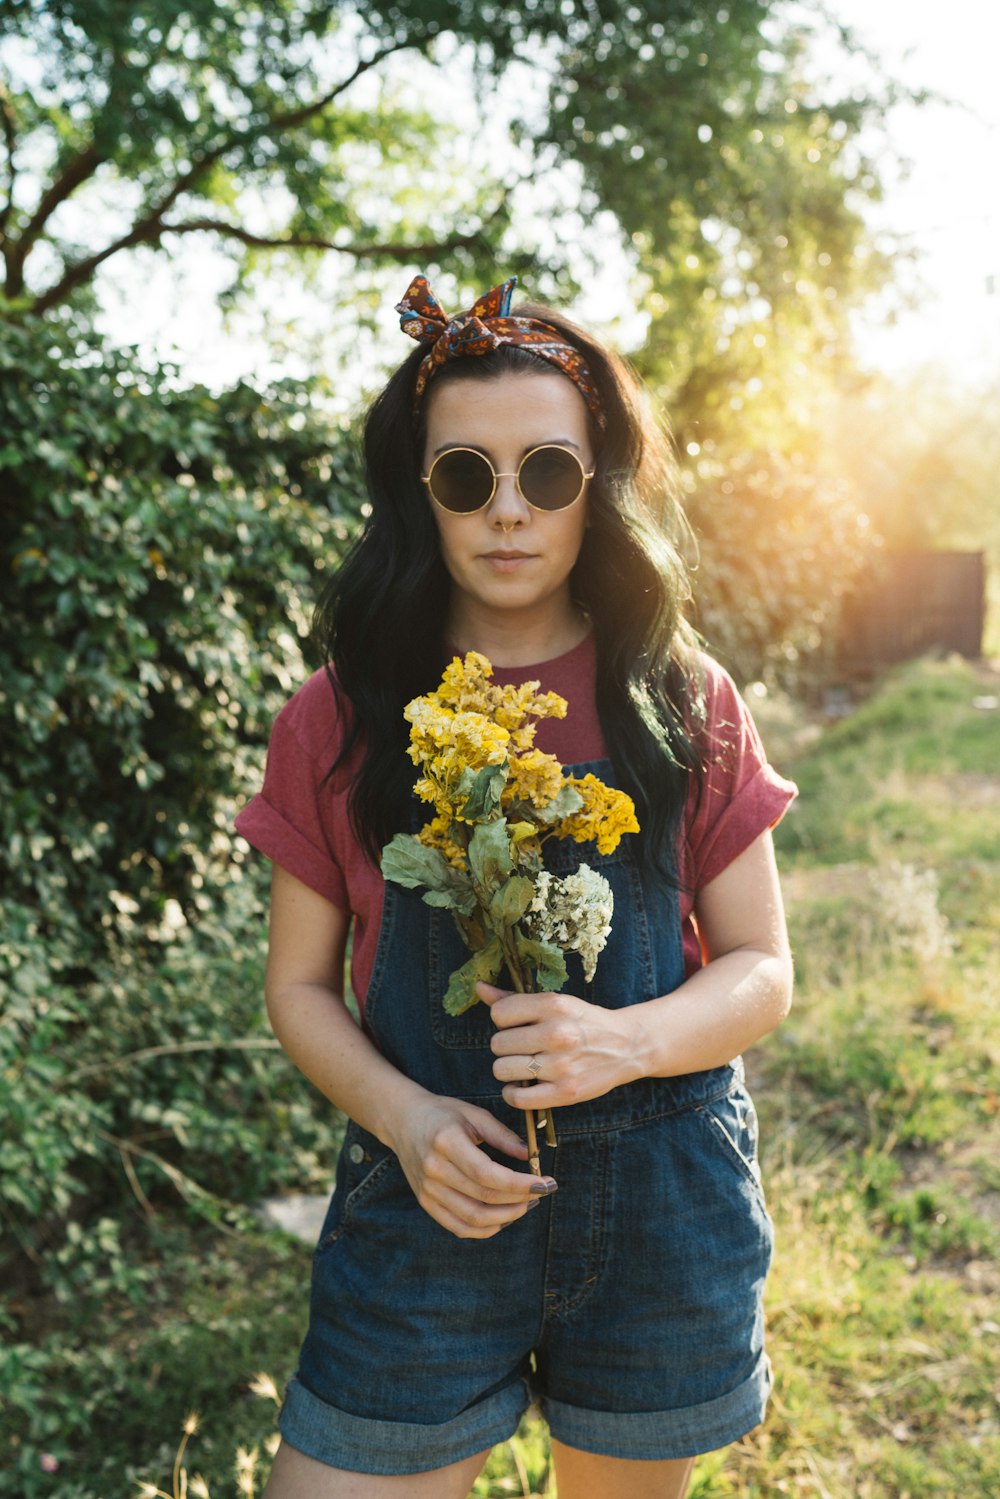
xmin=776 ymin=658 xmax=1000 ymax=865
xmin=0 ymin=314 xmax=362 ymax=953
xmin=0 ymin=0 xmax=892 ymax=341
xmin=1 ymin=1224 xmax=304 ymax=1499
xmin=550 ymin=5 xmax=893 ymax=422
xmin=0 ymin=313 xmax=357 ymax=1320
xmin=0 ymin=880 xmax=340 ymax=1274
xmin=380 ymin=835 xmax=476 ymax=915
xmin=443 ymin=937 xmax=504 ymax=1017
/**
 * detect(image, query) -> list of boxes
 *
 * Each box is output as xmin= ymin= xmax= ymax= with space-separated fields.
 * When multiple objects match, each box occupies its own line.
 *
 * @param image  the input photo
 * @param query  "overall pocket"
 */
xmin=314 ymin=1122 xmax=401 ymax=1256
xmin=696 ymin=1085 xmax=767 ymax=1202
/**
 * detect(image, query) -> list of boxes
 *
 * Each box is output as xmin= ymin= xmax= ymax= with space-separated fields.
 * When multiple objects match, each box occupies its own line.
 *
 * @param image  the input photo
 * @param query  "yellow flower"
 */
xmin=417 ymin=814 xmax=468 ymax=869
xmin=404 ymin=699 xmax=510 ymax=774
xmin=558 ymin=774 xmax=640 ymax=855
xmin=399 ymin=654 xmax=638 ymax=858
xmin=503 ymin=748 xmax=567 ymax=810
xmin=435 ymin=651 xmax=495 ymax=708
xmin=425 ymin=654 xmax=567 ymax=746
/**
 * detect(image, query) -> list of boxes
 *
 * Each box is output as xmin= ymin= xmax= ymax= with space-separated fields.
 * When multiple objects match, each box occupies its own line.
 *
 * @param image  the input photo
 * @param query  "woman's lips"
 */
xmin=481 ymin=551 xmax=537 ymax=571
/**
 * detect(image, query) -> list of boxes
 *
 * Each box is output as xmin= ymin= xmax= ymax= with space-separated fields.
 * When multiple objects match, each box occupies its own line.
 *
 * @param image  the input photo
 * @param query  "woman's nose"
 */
xmin=489 ymin=471 xmax=529 ymax=528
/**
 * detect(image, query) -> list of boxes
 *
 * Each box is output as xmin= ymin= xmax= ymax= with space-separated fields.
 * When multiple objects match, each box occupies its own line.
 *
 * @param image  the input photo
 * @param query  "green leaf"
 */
xmin=513 ymin=935 xmax=568 ymax=993
xmin=468 ymin=819 xmax=513 ymax=897
xmin=442 ymin=937 xmax=504 ymax=1016
xmin=533 ymin=784 xmax=584 ymax=824
xmin=381 ymin=835 xmax=475 ymax=914
xmin=458 ymin=761 xmax=508 ymax=821
xmin=489 ymin=875 xmax=535 ymax=929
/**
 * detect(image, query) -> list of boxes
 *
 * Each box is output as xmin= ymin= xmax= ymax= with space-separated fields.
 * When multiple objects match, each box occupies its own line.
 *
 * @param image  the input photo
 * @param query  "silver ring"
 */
xmin=527 ymin=1057 xmax=542 ymax=1077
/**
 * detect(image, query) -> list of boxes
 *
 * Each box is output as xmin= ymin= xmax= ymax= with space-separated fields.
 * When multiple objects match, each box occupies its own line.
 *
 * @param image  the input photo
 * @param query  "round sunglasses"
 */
xmin=421 ymin=445 xmax=594 ymax=515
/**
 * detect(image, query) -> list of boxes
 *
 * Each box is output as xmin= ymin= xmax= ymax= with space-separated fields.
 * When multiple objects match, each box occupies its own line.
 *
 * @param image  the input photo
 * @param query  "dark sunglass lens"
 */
xmin=430 ymin=450 xmax=494 ymax=512
xmin=520 ymin=447 xmax=584 ymax=510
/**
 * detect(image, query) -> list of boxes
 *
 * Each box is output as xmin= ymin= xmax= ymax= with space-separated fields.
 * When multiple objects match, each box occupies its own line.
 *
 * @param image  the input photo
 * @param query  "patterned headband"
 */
xmin=396 ymin=274 xmax=606 ymax=430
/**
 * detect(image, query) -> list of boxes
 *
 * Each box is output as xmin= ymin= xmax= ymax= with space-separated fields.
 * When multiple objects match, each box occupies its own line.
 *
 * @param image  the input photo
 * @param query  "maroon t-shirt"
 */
xmin=235 ymin=634 xmax=796 ymax=1011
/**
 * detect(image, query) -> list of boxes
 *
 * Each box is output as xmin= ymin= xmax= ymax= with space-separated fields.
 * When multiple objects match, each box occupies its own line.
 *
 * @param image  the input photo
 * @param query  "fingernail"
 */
xmin=529 ymin=1179 xmax=558 ymax=1195
xmin=526 ymin=1198 xmax=540 ymax=1211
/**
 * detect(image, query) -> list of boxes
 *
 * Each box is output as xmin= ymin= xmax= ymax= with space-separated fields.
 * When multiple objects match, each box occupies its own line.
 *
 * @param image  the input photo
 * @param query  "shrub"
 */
xmin=0 ymin=320 xmax=358 ymax=1296
xmin=685 ymin=447 xmax=875 ymax=689
xmin=0 ymin=317 xmax=364 ymax=957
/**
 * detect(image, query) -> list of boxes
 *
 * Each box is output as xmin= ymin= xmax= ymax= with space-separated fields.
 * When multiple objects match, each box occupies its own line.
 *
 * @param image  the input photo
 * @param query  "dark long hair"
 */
xmin=313 ymin=300 xmax=706 ymax=882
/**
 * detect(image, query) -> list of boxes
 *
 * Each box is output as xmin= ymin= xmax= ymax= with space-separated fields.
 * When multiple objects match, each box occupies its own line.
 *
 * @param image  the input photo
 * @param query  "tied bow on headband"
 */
xmin=396 ymin=274 xmax=605 ymax=429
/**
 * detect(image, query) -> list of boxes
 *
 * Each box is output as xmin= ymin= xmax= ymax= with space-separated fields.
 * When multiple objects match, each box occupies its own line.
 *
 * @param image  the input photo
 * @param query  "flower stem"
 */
xmin=500 ymin=934 xmax=559 ymax=1173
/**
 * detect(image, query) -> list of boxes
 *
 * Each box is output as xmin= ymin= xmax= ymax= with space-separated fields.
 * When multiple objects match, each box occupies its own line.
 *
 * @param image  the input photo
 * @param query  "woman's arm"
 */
xmin=265 ymin=864 xmax=549 ymax=1239
xmin=485 ymin=829 xmax=793 ymax=1108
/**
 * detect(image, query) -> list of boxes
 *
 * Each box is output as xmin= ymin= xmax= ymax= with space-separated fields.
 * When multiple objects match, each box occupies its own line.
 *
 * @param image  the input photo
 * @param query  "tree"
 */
xmin=0 ymin=1 xmax=901 ymax=683
xmin=0 ymin=0 xmax=893 ymax=346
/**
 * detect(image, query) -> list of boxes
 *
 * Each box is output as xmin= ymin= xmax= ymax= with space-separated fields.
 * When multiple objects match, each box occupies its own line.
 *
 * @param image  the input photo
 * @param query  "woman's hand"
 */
xmin=388 ymin=1092 xmax=557 ymax=1240
xmin=478 ymin=982 xmax=645 ymax=1111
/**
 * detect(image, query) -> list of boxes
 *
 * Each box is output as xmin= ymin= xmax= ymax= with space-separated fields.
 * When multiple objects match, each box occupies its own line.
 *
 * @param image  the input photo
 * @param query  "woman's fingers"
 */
xmin=484 ymin=990 xmax=640 ymax=1108
xmin=394 ymin=1095 xmax=556 ymax=1238
xmin=463 ymin=1100 xmax=530 ymax=1160
xmin=422 ymin=1184 xmax=537 ymax=1239
xmin=437 ymin=1109 xmax=555 ymax=1200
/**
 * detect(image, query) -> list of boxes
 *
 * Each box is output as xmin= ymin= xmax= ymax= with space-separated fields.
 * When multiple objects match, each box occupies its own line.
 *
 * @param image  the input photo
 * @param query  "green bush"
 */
xmin=0 ymin=317 xmax=364 ymax=955
xmin=0 ymin=320 xmax=358 ymax=1302
xmin=0 ymin=875 xmax=341 ymax=1275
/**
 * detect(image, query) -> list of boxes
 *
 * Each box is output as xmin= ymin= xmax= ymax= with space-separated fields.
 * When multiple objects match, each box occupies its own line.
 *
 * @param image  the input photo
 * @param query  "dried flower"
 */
xmin=248 ymin=1372 xmax=281 ymax=1405
xmin=560 ymin=773 xmax=641 ymax=856
xmin=235 ymin=1446 xmax=259 ymax=1498
xmin=525 ymin=866 xmax=614 ymax=982
xmin=383 ymin=652 xmax=640 ymax=1171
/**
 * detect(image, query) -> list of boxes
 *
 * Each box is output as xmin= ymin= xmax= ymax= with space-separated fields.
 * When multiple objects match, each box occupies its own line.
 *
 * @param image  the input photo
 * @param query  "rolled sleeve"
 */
xmin=235 ymin=703 xmax=349 ymax=910
xmin=680 ymin=662 xmax=797 ymax=896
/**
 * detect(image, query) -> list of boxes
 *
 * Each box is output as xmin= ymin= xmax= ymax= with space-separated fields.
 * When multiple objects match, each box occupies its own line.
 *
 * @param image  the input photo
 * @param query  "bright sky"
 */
xmin=831 ymin=0 xmax=1000 ymax=383
xmin=93 ymin=0 xmax=1000 ymax=393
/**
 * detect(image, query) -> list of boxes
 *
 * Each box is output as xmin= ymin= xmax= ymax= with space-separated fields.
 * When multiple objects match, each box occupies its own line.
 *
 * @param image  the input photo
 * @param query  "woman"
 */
xmin=236 ymin=274 xmax=797 ymax=1499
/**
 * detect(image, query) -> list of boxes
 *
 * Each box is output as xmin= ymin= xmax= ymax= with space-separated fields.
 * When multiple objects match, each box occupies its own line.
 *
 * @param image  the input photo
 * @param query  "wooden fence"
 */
xmin=838 ymin=549 xmax=986 ymax=677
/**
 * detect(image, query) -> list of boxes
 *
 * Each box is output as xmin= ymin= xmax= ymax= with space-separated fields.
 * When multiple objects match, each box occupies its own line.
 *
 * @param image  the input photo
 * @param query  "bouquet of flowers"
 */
xmin=381 ymin=651 xmax=639 ymax=1172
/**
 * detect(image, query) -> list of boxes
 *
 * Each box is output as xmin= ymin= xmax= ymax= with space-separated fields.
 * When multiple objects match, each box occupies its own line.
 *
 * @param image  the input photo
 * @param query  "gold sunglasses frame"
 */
xmin=421 ymin=444 xmax=595 ymax=515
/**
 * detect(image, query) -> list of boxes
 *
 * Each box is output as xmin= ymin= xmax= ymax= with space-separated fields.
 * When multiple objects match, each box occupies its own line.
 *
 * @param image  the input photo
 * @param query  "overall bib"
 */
xmin=279 ymin=761 xmax=774 ymax=1473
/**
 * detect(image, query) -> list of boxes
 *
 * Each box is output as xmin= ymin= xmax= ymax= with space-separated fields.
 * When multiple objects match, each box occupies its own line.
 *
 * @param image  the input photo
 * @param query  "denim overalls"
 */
xmin=279 ymin=760 xmax=774 ymax=1473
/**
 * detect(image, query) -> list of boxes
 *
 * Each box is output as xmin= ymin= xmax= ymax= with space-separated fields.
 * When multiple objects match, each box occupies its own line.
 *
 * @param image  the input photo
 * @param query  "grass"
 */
xmin=5 ymin=654 xmax=998 ymax=1497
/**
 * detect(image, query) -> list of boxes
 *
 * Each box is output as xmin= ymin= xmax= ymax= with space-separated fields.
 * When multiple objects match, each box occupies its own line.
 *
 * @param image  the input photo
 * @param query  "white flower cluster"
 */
xmin=878 ymin=861 xmax=954 ymax=969
xmin=527 ymin=864 xmax=614 ymax=982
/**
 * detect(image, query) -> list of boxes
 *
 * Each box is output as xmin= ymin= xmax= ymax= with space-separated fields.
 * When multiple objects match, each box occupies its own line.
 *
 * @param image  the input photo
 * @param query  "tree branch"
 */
xmin=27 ymin=214 xmax=165 ymax=314
xmin=130 ymin=38 xmax=414 ymax=232
xmin=270 ymin=38 xmax=416 ymax=129
xmin=24 ymin=34 xmax=426 ymax=314
xmin=159 ymin=216 xmax=499 ymax=261
xmin=0 ymin=83 xmax=17 ymax=242
xmin=27 ymin=205 xmax=500 ymax=315
xmin=6 ymin=141 xmax=105 ymax=294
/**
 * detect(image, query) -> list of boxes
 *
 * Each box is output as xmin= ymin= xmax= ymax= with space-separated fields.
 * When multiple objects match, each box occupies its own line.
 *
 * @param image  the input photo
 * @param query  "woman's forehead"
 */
xmin=423 ymin=370 xmax=592 ymax=452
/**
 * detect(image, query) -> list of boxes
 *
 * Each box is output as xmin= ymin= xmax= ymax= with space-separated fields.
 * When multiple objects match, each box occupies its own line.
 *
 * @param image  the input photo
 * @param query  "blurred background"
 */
xmin=2 ymin=4 xmax=998 ymax=1496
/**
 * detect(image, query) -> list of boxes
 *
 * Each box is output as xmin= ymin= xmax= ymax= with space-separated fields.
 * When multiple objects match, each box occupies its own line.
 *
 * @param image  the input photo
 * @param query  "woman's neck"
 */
xmin=446 ymin=597 xmax=590 ymax=669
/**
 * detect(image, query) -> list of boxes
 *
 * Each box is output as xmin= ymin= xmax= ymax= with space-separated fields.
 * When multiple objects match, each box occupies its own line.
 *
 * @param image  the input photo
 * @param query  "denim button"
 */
xmin=348 ymin=1143 xmax=365 ymax=1165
